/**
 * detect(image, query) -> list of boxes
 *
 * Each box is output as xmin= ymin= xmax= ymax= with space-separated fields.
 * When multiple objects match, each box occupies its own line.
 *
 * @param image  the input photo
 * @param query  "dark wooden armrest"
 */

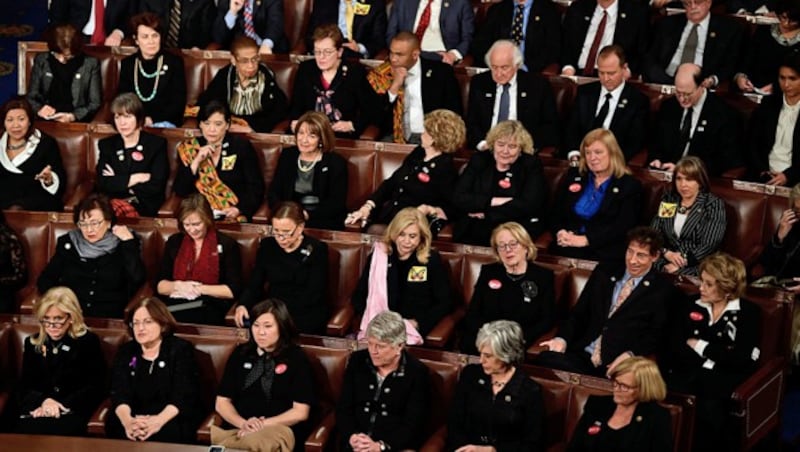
xmin=425 ymin=307 xmax=465 ymax=349
xmin=251 ymin=203 xmax=271 ymax=224
xmin=628 ymin=149 xmax=649 ymax=168
xmin=304 ymin=411 xmax=336 ymax=452
xmin=225 ymin=303 xmax=238 ymax=327
xmin=205 ymin=42 xmax=223 ymax=51
xmin=537 ymin=146 xmax=557 ymax=159
xmin=327 ymin=303 xmax=354 ymax=337
xmin=721 ymin=166 xmax=747 ymax=179
xmin=271 ymin=120 xmax=291 ymax=134
xmin=533 ymin=231 xmax=553 ymax=251
xmin=525 ymin=328 xmax=556 ymax=361
xmin=358 ymin=125 xmax=381 ymax=141
xmin=729 ymin=357 xmax=785 ymax=447
xmin=18 ymin=286 xmax=39 ymax=315
xmin=87 ymin=398 xmax=112 ymax=437
xmin=181 ymin=118 xmax=199 ymax=129
xmin=158 ymin=194 xmax=183 ymax=218
xmin=64 ymin=181 xmax=95 ymax=212
xmin=455 ymin=55 xmax=474 ymax=68
xmin=197 ymin=412 xmax=223 ymax=444
xmin=344 ymin=223 xmax=363 ymax=233
xmin=435 ymin=223 xmax=453 ymax=241
xmin=541 ymin=63 xmax=561 ymax=77
xmin=420 ymin=425 xmax=448 ymax=452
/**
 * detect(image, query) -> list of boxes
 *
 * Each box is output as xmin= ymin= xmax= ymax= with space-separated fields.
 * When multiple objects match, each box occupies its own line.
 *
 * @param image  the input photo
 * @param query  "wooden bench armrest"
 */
xmin=425 ymin=307 xmax=465 ymax=349
xmin=87 ymin=398 xmax=112 ymax=437
xmin=327 ymin=303 xmax=354 ymax=337
xmin=304 ymin=411 xmax=336 ymax=452
xmin=197 ymin=412 xmax=223 ymax=444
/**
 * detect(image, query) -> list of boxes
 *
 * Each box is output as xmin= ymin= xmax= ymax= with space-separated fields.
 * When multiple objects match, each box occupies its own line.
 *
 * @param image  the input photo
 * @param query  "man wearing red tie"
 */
xmin=49 ymin=0 xmax=136 ymax=45
xmin=385 ymin=0 xmax=474 ymax=65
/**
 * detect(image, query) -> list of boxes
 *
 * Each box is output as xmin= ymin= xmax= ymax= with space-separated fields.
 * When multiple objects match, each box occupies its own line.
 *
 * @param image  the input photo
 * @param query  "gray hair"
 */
xmin=366 ymin=311 xmax=407 ymax=346
xmin=790 ymin=183 xmax=800 ymax=206
xmin=484 ymin=40 xmax=523 ymax=69
xmin=475 ymin=320 xmax=525 ymax=365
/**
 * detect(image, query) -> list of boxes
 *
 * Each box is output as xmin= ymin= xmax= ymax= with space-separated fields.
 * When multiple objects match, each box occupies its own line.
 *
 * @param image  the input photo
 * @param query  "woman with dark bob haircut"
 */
xmin=0 ymin=96 xmax=66 ymax=212
xmin=157 ymin=194 xmax=243 ymax=325
xmin=37 ymin=193 xmax=146 ymax=318
xmin=214 ymin=298 xmax=316 ymax=452
xmin=27 ymin=23 xmax=101 ymax=123
xmin=106 ymin=297 xmax=201 ymax=443
xmin=268 ymin=111 xmax=349 ymax=230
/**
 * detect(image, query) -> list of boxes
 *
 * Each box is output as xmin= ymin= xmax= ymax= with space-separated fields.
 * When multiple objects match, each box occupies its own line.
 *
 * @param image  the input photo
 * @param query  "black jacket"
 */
xmin=567 ymin=396 xmax=672 ymax=452
xmin=138 ymin=0 xmax=217 ymax=49
xmin=306 ymin=0 xmax=388 ymax=58
xmin=49 ymin=0 xmax=137 ymax=37
xmin=747 ymin=93 xmax=800 ymax=186
xmin=0 ymin=130 xmax=65 ymax=212
xmin=117 ymin=51 xmax=186 ymax=126
xmin=212 ymin=0 xmax=288 ymax=51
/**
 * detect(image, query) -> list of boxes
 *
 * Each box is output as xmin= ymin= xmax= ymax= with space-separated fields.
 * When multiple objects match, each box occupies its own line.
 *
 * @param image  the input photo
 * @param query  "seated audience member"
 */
xmin=466 ymin=40 xmax=559 ymax=150
xmin=735 ymin=0 xmax=800 ymax=94
xmin=27 ymin=23 xmax=101 ymax=123
xmin=0 ymin=97 xmax=65 ymax=212
xmin=386 ymin=0 xmax=474 ymax=64
xmin=471 ymin=0 xmax=561 ymax=72
xmin=12 ymin=287 xmax=105 ymax=436
xmin=351 ymin=208 xmax=451 ymax=342
xmin=461 ymin=222 xmax=555 ymax=355
xmin=564 ymin=45 xmax=648 ymax=161
xmin=538 ymin=227 xmax=675 ymax=376
xmin=567 ymin=356 xmax=673 ymax=452
xmin=550 ymin=128 xmax=641 ymax=262
xmin=196 ymin=36 xmax=288 ymax=133
xmin=449 ymin=320 xmax=544 ymax=450
xmin=454 ymin=120 xmax=547 ymax=246
xmin=48 ymin=0 xmax=135 ymax=45
xmin=662 ymin=253 xmax=760 ymax=451
xmin=157 ymin=194 xmax=242 ymax=325
xmin=642 ymin=0 xmax=743 ymax=86
xmin=649 ymin=63 xmax=741 ymax=177
xmin=336 ymin=311 xmax=431 ymax=451
xmin=173 ymin=101 xmax=265 ymax=222
xmin=367 ymin=32 xmax=462 ymax=144
xmin=290 ymin=25 xmax=377 ymax=138
xmin=96 ymin=93 xmax=169 ymax=218
xmin=214 ymin=298 xmax=316 ymax=452
xmin=37 ymin=194 xmax=145 ymax=318
xmin=106 ymin=297 xmax=200 ymax=443
xmin=212 ymin=0 xmax=287 ymax=53
xmin=759 ymin=182 xmax=800 ymax=291
xmin=0 ymin=211 xmax=26 ymax=313
xmin=138 ymin=0 xmax=217 ymax=49
xmin=235 ymin=202 xmax=329 ymax=334
xmin=117 ymin=12 xmax=186 ymax=128
xmin=345 ymin=109 xmax=463 ymax=235
xmin=650 ymin=157 xmax=726 ymax=276
xmin=305 ymin=0 xmax=388 ymax=59
xmin=268 ymin=112 xmax=348 ymax=230
xmin=748 ymin=53 xmax=800 ymax=187
xmin=560 ymin=0 xmax=648 ymax=76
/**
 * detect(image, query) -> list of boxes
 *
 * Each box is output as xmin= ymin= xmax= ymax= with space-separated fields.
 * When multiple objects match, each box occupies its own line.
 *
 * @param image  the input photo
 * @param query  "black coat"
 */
xmin=96 ymin=131 xmax=169 ymax=217
xmin=138 ymin=0 xmax=217 ymax=49
xmin=747 ymin=93 xmax=800 ymax=186
xmin=306 ymin=0 xmax=388 ymax=58
xmin=49 ymin=0 xmax=137 ymax=37
xmin=27 ymin=53 xmax=102 ymax=122
xmin=741 ymin=25 xmax=800 ymax=89
xmin=212 ymin=0 xmax=288 ymax=51
xmin=0 ymin=130 xmax=65 ymax=211
xmin=117 ymin=51 xmax=186 ymax=126
xmin=760 ymin=223 xmax=800 ymax=279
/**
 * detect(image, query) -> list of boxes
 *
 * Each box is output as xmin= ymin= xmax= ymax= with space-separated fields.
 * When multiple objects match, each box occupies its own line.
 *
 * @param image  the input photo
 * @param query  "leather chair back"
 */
xmin=336 ymin=147 xmax=378 ymax=210
xmin=419 ymin=358 xmax=460 ymax=437
xmin=301 ymin=344 xmax=350 ymax=414
xmin=713 ymin=184 xmax=767 ymax=268
xmin=283 ymin=0 xmax=313 ymax=52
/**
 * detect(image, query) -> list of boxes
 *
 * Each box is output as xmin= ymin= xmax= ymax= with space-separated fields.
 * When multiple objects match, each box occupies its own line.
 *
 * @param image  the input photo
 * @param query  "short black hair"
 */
xmin=627 ymin=226 xmax=663 ymax=256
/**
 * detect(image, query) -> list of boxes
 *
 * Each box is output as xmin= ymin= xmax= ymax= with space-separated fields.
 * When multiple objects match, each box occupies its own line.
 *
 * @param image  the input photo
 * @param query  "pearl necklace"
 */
xmin=134 ymin=55 xmax=163 ymax=102
xmin=297 ymin=151 xmax=322 ymax=173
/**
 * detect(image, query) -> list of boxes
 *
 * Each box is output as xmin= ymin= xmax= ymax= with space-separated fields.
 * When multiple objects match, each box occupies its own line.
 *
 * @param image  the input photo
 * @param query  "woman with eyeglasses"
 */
xmin=37 ymin=193 xmax=146 ymax=319
xmin=156 ymin=194 xmax=242 ymax=325
xmin=461 ymin=222 xmax=555 ymax=355
xmin=567 ymin=356 xmax=672 ymax=452
xmin=106 ymin=297 xmax=200 ymax=443
xmin=234 ymin=202 xmax=329 ymax=334
xmin=289 ymin=24 xmax=376 ymax=138
xmin=12 ymin=287 xmax=106 ymax=436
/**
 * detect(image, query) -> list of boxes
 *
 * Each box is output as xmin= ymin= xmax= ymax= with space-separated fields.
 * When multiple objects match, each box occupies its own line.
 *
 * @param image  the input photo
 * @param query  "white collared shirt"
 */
xmin=667 ymin=14 xmax=711 ymax=78
xmin=595 ymin=81 xmax=626 ymax=129
xmin=577 ymin=1 xmax=619 ymax=71
xmin=491 ymin=72 xmax=519 ymax=125
xmin=769 ymin=95 xmax=800 ymax=173
xmin=404 ymin=58 xmax=425 ymax=135
xmin=414 ymin=0 xmax=447 ymax=53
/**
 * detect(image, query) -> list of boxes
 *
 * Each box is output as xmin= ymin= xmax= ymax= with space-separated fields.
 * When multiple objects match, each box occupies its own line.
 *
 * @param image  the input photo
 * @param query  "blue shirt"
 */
xmin=573 ymin=173 xmax=612 ymax=233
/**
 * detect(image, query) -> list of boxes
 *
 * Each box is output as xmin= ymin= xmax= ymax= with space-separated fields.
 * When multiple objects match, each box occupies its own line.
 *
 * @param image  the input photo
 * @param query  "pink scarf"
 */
xmin=357 ymin=242 xmax=424 ymax=345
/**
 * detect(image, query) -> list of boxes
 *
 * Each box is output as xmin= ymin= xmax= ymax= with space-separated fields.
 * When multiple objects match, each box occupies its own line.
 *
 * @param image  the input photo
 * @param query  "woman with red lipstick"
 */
xmin=157 ymin=194 xmax=242 ymax=325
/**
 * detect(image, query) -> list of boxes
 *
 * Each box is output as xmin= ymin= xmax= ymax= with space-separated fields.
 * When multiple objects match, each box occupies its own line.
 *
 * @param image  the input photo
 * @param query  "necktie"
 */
xmin=166 ymin=0 xmax=182 ymax=48
xmin=681 ymin=24 xmax=699 ymax=65
xmin=583 ymin=10 xmax=608 ymax=76
xmin=415 ymin=0 xmax=434 ymax=44
xmin=679 ymin=107 xmax=693 ymax=155
xmin=497 ymin=83 xmax=510 ymax=122
xmin=393 ymin=84 xmax=406 ymax=143
xmin=345 ymin=0 xmax=355 ymax=41
xmin=243 ymin=0 xmax=259 ymax=41
xmin=591 ymin=278 xmax=635 ymax=367
xmin=90 ymin=0 xmax=106 ymax=45
xmin=511 ymin=3 xmax=524 ymax=46
xmin=592 ymin=92 xmax=613 ymax=129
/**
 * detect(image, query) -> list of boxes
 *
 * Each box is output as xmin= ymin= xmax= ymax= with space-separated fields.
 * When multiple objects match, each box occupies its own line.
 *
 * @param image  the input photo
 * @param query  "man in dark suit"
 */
xmin=137 ymin=0 xmax=217 ymax=49
xmin=560 ymin=0 xmax=648 ymax=76
xmin=213 ymin=0 xmax=288 ymax=53
xmin=386 ymin=0 xmax=474 ymax=65
xmin=49 ymin=0 xmax=137 ymax=45
xmin=471 ymin=0 xmax=561 ymax=73
xmin=466 ymin=40 xmax=559 ymax=150
xmin=538 ymin=227 xmax=676 ymax=377
xmin=649 ymin=63 xmax=742 ymax=177
xmin=643 ymin=0 xmax=743 ymax=86
xmin=367 ymin=31 xmax=462 ymax=143
xmin=305 ymin=0 xmax=388 ymax=59
xmin=564 ymin=45 xmax=648 ymax=161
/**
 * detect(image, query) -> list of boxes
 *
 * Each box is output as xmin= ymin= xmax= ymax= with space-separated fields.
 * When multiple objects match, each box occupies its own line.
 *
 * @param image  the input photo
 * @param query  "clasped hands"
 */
xmin=171 ymin=280 xmax=203 ymax=300
xmin=123 ymin=414 xmax=165 ymax=441
xmin=556 ymin=230 xmax=588 ymax=248
xmin=349 ymin=433 xmax=383 ymax=452
xmin=237 ymin=416 xmax=271 ymax=438
xmin=30 ymin=398 xmax=69 ymax=418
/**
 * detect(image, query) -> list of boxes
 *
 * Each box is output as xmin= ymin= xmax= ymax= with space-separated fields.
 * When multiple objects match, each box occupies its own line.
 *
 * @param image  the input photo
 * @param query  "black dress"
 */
xmin=13 ymin=331 xmax=106 ymax=436
xmin=0 ymin=130 xmax=65 ymax=212
xmin=117 ymin=50 xmax=187 ymax=126
xmin=0 ymin=221 xmax=26 ymax=313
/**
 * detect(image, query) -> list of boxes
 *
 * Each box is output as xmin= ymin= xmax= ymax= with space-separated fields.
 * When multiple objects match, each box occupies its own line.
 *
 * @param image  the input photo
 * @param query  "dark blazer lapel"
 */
xmin=612 ymin=268 xmax=655 ymax=316
xmin=677 ymin=191 xmax=709 ymax=240
xmin=705 ymin=16 xmax=722 ymax=70
xmin=609 ymin=84 xmax=632 ymax=129
xmin=596 ymin=174 xmax=623 ymax=214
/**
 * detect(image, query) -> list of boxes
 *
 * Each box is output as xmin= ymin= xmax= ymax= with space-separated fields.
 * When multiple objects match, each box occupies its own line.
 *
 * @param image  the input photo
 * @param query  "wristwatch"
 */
xmin=379 ymin=441 xmax=388 ymax=451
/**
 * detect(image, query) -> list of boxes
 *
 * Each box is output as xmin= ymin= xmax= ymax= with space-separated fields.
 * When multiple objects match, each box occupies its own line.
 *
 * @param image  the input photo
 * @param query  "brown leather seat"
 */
xmin=336 ymin=147 xmax=378 ymax=212
xmin=284 ymin=0 xmax=313 ymax=54
xmin=712 ymin=183 xmax=768 ymax=269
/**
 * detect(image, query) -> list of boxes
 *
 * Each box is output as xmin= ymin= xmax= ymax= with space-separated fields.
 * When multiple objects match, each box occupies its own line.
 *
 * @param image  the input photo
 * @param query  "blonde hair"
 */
xmin=381 ymin=207 xmax=432 ymax=264
xmin=423 ymin=109 xmax=466 ymax=153
xmin=698 ymin=253 xmax=747 ymax=300
xmin=578 ymin=128 xmax=631 ymax=178
xmin=490 ymin=222 xmax=537 ymax=262
xmin=485 ymin=120 xmax=534 ymax=155
xmin=31 ymin=287 xmax=88 ymax=346
xmin=610 ymin=356 xmax=667 ymax=402
xmin=789 ymin=182 xmax=800 ymax=206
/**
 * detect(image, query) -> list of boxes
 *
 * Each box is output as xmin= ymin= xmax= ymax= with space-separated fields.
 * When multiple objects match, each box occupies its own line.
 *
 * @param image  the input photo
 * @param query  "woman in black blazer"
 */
xmin=568 ymin=356 xmax=672 ymax=452
xmin=651 ymin=157 xmax=726 ymax=276
xmin=96 ymin=94 xmax=169 ymax=218
xmin=453 ymin=120 xmax=548 ymax=246
xmin=289 ymin=24 xmax=377 ymax=138
xmin=106 ymin=297 xmax=201 ymax=443
xmin=268 ymin=111 xmax=348 ymax=230
xmin=550 ymin=128 xmax=642 ymax=262
xmin=117 ymin=13 xmax=186 ymax=128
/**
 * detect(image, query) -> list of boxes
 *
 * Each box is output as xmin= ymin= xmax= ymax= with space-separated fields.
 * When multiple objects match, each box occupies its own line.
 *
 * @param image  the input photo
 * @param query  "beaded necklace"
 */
xmin=134 ymin=55 xmax=164 ymax=102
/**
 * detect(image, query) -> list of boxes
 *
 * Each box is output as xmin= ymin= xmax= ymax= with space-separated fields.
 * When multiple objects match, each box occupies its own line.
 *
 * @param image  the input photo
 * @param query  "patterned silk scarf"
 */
xmin=314 ymin=85 xmax=343 ymax=122
xmin=368 ymin=61 xmax=406 ymax=143
xmin=177 ymin=137 xmax=245 ymax=222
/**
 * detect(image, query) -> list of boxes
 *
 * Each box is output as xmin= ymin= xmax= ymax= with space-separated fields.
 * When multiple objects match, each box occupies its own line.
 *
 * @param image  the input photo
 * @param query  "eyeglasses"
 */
xmin=76 ymin=220 xmax=105 ymax=230
xmin=40 ymin=315 xmax=70 ymax=328
xmin=495 ymin=241 xmax=520 ymax=253
xmin=612 ymin=379 xmax=638 ymax=392
xmin=313 ymin=48 xmax=337 ymax=57
xmin=273 ymin=225 xmax=298 ymax=240
xmin=236 ymin=56 xmax=260 ymax=65
xmin=130 ymin=318 xmax=157 ymax=329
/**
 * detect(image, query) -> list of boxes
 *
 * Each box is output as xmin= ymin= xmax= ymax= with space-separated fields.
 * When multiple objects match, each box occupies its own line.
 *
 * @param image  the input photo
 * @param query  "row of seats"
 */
xmin=28 ymin=120 xmax=793 ymax=270
xmin=0 ymin=211 xmax=791 ymax=450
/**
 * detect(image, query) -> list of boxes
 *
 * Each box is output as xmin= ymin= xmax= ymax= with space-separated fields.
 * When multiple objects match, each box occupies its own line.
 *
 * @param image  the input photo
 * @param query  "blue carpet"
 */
xmin=0 ymin=0 xmax=48 ymax=105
